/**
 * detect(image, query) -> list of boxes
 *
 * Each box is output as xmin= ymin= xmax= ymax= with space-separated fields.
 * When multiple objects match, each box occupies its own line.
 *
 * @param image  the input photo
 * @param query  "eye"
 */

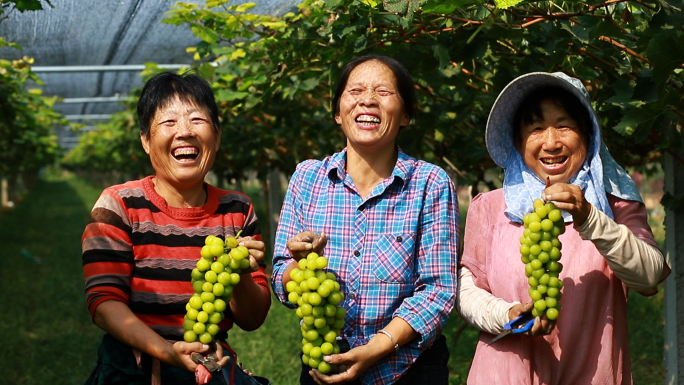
xmin=160 ymin=119 xmax=176 ymax=126
xmin=192 ymin=117 xmax=209 ymax=124
xmin=347 ymin=88 xmax=363 ymax=95
xmin=376 ymin=89 xmax=393 ymax=96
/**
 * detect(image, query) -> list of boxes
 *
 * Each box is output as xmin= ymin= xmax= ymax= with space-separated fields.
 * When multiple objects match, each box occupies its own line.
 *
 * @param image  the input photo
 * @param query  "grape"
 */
xmin=285 ymin=252 xmax=346 ymax=373
xmin=519 ymin=200 xmax=564 ymax=320
xmin=183 ymin=232 xmax=248 ymax=344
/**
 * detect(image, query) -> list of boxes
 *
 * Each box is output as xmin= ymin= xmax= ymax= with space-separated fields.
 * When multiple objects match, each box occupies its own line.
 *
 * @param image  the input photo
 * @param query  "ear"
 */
xmin=214 ymin=129 xmax=221 ymax=152
xmin=401 ymin=112 xmax=410 ymax=127
xmin=334 ymin=114 xmax=342 ymax=125
xmin=140 ymin=131 xmax=150 ymax=154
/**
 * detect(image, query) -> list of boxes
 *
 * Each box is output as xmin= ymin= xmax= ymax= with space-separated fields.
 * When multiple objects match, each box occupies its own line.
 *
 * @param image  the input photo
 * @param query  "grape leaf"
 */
xmin=646 ymin=33 xmax=684 ymax=94
xmin=606 ymin=79 xmax=634 ymax=105
xmin=422 ymin=0 xmax=459 ymax=13
xmin=494 ymin=0 xmax=523 ymax=9
xmin=383 ymin=0 xmax=424 ymax=21
xmin=432 ymin=44 xmax=450 ymax=69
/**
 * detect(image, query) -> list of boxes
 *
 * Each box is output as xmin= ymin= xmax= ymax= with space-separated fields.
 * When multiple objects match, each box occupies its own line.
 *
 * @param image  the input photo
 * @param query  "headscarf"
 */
xmin=485 ymin=72 xmax=642 ymax=223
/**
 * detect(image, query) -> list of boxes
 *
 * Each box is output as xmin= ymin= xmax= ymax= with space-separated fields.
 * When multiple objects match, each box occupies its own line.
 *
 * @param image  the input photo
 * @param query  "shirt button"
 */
xmin=349 ymin=293 xmax=356 ymax=299
xmin=354 ymin=250 xmax=360 ymax=257
xmin=396 ymin=236 xmax=403 ymax=242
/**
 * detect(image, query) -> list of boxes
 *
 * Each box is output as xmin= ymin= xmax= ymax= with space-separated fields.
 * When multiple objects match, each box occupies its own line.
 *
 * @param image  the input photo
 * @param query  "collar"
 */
xmin=326 ymin=147 xmax=412 ymax=189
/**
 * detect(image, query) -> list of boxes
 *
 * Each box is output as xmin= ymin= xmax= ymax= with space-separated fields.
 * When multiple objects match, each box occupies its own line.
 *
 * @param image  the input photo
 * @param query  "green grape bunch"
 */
xmin=286 ymin=252 xmax=346 ymax=374
xmin=182 ymin=231 xmax=251 ymax=344
xmin=520 ymin=199 xmax=565 ymax=321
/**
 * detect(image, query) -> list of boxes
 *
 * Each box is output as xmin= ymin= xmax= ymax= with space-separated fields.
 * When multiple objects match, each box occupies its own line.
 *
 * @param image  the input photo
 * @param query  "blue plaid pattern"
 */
xmin=272 ymin=148 xmax=459 ymax=385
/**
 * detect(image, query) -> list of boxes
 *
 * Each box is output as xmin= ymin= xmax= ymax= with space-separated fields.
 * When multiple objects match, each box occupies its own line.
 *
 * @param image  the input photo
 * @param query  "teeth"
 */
xmin=356 ymin=116 xmax=380 ymax=124
xmin=173 ymin=148 xmax=198 ymax=157
xmin=542 ymin=158 xmax=565 ymax=166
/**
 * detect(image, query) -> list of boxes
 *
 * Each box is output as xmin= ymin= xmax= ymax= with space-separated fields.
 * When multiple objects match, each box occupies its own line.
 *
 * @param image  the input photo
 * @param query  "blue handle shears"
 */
xmin=487 ymin=312 xmax=535 ymax=345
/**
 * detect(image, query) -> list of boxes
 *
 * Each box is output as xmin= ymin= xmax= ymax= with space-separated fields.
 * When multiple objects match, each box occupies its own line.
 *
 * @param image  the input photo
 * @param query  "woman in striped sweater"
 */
xmin=82 ymin=72 xmax=271 ymax=385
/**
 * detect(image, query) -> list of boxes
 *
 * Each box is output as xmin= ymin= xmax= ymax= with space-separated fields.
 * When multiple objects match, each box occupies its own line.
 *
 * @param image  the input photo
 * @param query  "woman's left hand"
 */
xmin=542 ymin=183 xmax=592 ymax=227
xmin=308 ymin=345 xmax=377 ymax=385
xmin=237 ymin=236 xmax=265 ymax=272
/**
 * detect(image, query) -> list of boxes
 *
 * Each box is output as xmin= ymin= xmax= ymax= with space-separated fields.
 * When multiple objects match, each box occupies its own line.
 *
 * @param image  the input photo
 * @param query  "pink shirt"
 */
xmin=460 ymin=189 xmax=658 ymax=385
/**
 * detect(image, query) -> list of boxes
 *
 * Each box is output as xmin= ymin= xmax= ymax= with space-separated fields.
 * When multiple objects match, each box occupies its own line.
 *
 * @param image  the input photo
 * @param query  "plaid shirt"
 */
xmin=271 ymin=148 xmax=459 ymax=385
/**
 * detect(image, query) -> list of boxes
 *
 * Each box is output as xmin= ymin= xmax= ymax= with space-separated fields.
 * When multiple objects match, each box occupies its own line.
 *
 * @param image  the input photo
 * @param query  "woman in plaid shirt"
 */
xmin=271 ymin=55 xmax=459 ymax=385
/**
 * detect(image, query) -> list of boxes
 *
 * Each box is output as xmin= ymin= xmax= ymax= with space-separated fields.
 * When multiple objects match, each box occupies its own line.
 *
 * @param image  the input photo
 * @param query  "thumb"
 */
xmin=177 ymin=342 xmax=211 ymax=354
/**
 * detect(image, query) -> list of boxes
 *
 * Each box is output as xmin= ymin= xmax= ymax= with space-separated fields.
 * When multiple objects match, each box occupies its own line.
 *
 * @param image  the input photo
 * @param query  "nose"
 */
xmin=176 ymin=120 xmax=194 ymax=137
xmin=541 ymin=127 xmax=561 ymax=150
xmin=357 ymin=89 xmax=378 ymax=107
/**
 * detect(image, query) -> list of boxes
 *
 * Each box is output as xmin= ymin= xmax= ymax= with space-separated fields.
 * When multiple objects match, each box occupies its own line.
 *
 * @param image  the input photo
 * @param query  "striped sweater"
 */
xmin=82 ymin=176 xmax=269 ymax=341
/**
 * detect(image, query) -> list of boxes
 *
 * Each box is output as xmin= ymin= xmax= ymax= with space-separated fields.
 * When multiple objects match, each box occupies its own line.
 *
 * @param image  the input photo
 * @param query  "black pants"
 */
xmin=299 ymin=334 xmax=449 ymax=385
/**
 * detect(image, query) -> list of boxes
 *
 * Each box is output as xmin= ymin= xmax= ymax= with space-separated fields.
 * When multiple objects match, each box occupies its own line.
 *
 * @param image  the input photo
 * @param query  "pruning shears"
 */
xmin=487 ymin=312 xmax=535 ymax=345
xmin=191 ymin=343 xmax=222 ymax=372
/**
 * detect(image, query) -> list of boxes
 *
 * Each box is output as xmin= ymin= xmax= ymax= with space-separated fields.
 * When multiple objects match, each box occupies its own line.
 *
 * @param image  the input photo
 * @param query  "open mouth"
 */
xmin=355 ymin=114 xmax=381 ymax=127
xmin=540 ymin=157 xmax=568 ymax=167
xmin=172 ymin=146 xmax=199 ymax=162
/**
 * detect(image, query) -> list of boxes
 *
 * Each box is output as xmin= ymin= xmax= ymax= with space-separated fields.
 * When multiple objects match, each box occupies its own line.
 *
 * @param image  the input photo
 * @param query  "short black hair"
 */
xmin=137 ymin=71 xmax=220 ymax=137
xmin=513 ymin=86 xmax=592 ymax=148
xmin=331 ymin=54 xmax=416 ymax=124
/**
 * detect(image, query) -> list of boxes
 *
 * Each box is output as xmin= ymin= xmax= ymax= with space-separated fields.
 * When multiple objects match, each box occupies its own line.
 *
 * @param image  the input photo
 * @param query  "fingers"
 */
xmin=508 ymin=302 xmax=534 ymax=321
xmin=310 ymin=232 xmax=328 ymax=253
xmin=238 ymin=238 xmax=265 ymax=258
xmin=175 ymin=341 xmax=211 ymax=354
xmin=543 ymin=183 xmax=590 ymax=226
xmin=287 ymin=231 xmax=326 ymax=260
xmin=309 ymin=366 xmax=355 ymax=385
xmin=172 ymin=341 xmax=212 ymax=371
xmin=528 ymin=316 xmax=556 ymax=337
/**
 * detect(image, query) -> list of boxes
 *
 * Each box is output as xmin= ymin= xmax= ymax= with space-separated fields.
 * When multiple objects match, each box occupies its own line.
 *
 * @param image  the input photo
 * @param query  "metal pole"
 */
xmin=59 ymin=96 xmax=132 ymax=104
xmin=64 ymin=114 xmax=112 ymax=120
xmin=663 ymin=119 xmax=684 ymax=385
xmin=32 ymin=64 xmax=188 ymax=72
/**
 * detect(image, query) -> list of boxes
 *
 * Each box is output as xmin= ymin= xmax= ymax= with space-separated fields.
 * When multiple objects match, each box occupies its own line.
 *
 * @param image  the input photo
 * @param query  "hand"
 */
xmin=168 ymin=341 xmax=230 ymax=372
xmin=508 ymin=302 xmax=556 ymax=337
xmin=542 ymin=183 xmax=592 ymax=227
xmin=214 ymin=342 xmax=232 ymax=368
xmin=286 ymin=231 xmax=327 ymax=261
xmin=237 ymin=236 xmax=265 ymax=273
xmin=308 ymin=344 xmax=376 ymax=385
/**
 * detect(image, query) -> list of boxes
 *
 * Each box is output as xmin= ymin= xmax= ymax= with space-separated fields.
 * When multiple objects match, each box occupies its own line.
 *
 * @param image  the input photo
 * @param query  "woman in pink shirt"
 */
xmin=457 ymin=72 xmax=670 ymax=385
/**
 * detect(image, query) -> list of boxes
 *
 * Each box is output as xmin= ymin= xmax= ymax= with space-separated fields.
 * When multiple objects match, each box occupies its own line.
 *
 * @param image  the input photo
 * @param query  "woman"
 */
xmin=457 ymin=72 xmax=670 ymax=384
xmin=271 ymin=54 xmax=459 ymax=385
xmin=82 ymin=72 xmax=271 ymax=385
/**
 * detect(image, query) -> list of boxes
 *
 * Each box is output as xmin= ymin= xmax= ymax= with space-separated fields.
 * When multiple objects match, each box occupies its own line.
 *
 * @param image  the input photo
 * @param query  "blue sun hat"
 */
xmin=485 ymin=72 xmax=642 ymax=223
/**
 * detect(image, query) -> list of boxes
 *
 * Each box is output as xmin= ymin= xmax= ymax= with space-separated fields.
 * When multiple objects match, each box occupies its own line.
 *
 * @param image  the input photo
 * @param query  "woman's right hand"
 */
xmin=168 ymin=341 xmax=230 ymax=372
xmin=508 ymin=302 xmax=556 ymax=337
xmin=286 ymin=231 xmax=327 ymax=261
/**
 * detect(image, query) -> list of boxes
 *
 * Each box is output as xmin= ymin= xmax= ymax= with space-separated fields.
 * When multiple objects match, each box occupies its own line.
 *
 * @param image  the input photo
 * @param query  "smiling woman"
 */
xmin=456 ymin=72 xmax=670 ymax=385
xmin=81 ymin=72 xmax=272 ymax=385
xmin=271 ymin=55 xmax=459 ymax=385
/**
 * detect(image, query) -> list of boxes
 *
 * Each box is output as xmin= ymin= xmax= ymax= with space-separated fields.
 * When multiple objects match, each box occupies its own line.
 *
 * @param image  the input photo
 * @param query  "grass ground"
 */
xmin=0 ymin=172 xmax=665 ymax=384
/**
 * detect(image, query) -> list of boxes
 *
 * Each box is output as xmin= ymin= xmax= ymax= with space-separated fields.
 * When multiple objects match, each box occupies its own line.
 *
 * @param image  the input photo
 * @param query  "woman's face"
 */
xmin=140 ymin=95 xmax=220 ymax=188
xmin=335 ymin=60 xmax=410 ymax=151
xmin=517 ymin=99 xmax=588 ymax=184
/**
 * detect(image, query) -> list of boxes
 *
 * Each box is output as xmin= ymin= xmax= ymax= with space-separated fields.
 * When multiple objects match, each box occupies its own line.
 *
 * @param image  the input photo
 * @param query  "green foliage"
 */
xmin=0 ymin=1 xmax=63 ymax=180
xmin=0 ymin=50 xmax=64 ymax=177
xmin=0 ymin=0 xmax=51 ymax=17
xmin=66 ymin=0 xmax=684 ymax=192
